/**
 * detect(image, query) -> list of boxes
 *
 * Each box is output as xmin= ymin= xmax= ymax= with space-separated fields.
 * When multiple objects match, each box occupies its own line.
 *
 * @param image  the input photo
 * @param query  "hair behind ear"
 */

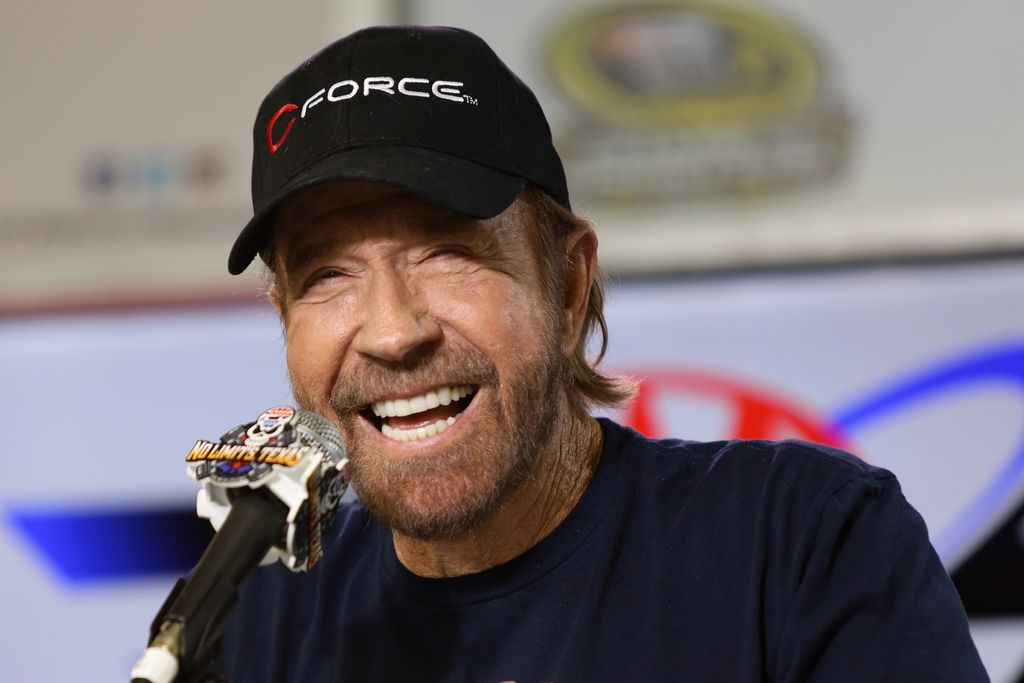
xmin=525 ymin=187 xmax=637 ymax=411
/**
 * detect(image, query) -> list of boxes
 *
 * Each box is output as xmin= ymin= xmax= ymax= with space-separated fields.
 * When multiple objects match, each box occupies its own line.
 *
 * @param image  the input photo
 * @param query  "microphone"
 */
xmin=130 ymin=407 xmax=348 ymax=683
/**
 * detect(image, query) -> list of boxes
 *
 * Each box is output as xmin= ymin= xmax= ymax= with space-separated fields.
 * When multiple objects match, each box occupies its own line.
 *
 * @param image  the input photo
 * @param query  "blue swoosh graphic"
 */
xmin=6 ymin=505 xmax=211 ymax=583
xmin=831 ymin=342 xmax=1024 ymax=562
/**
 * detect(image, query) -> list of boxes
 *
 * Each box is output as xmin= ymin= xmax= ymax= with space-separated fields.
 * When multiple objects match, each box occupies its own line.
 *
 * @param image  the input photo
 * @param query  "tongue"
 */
xmin=386 ymin=403 xmax=464 ymax=430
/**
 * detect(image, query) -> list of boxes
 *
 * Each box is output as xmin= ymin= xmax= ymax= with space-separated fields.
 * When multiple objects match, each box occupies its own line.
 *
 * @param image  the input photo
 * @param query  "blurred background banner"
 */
xmin=0 ymin=0 xmax=355 ymax=311
xmin=4 ymin=0 xmax=1024 ymax=311
xmin=410 ymin=0 xmax=1024 ymax=272
xmin=2 ymin=0 xmax=1023 ymax=681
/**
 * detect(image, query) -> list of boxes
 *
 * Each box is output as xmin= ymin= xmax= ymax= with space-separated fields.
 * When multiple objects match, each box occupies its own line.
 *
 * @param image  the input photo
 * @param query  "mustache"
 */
xmin=328 ymin=345 xmax=499 ymax=413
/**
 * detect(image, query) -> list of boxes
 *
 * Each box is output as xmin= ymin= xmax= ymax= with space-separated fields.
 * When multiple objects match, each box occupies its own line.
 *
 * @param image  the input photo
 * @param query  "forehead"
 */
xmin=271 ymin=181 xmax=534 ymax=267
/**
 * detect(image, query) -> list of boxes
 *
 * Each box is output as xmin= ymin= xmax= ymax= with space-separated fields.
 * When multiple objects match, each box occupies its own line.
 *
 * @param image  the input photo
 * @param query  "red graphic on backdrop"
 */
xmin=619 ymin=368 xmax=849 ymax=449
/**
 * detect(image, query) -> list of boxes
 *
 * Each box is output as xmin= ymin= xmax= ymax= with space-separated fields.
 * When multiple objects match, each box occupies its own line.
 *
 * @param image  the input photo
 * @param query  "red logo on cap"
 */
xmin=266 ymin=103 xmax=299 ymax=154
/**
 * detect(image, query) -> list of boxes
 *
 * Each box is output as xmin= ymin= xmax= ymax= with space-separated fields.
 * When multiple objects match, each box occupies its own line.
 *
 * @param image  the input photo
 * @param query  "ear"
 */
xmin=561 ymin=225 xmax=599 ymax=353
xmin=268 ymin=283 xmax=286 ymax=322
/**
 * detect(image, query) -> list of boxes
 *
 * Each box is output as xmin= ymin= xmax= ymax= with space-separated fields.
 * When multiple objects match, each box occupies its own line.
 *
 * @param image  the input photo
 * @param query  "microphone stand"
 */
xmin=132 ymin=407 xmax=347 ymax=682
xmin=131 ymin=491 xmax=287 ymax=683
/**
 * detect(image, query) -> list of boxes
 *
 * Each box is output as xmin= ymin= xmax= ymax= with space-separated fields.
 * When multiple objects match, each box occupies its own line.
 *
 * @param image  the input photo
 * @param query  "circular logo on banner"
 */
xmin=548 ymin=1 xmax=820 ymax=129
xmin=546 ymin=1 xmax=853 ymax=203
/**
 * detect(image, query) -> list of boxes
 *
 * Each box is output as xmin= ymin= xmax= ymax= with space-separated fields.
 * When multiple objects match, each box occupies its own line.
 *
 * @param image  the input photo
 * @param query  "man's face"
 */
xmin=271 ymin=182 xmax=568 ymax=539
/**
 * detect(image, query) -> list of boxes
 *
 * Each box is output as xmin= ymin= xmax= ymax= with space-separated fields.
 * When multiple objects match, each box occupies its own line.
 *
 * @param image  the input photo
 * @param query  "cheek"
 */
xmin=284 ymin=308 xmax=354 ymax=393
xmin=427 ymin=278 xmax=551 ymax=357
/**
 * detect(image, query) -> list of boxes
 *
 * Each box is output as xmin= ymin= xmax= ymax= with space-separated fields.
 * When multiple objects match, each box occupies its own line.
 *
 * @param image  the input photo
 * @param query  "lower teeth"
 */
xmin=382 ymin=414 xmax=459 ymax=442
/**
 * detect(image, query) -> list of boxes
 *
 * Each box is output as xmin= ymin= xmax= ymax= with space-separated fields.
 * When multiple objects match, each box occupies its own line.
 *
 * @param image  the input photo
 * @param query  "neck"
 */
xmin=391 ymin=409 xmax=603 ymax=578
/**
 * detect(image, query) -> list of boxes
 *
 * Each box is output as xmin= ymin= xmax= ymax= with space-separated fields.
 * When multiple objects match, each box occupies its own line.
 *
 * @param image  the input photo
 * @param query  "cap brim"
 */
xmin=228 ymin=146 xmax=527 ymax=275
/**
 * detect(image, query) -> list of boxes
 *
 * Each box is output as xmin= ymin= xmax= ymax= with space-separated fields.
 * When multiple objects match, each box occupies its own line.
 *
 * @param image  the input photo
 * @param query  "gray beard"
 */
xmin=297 ymin=338 xmax=567 ymax=540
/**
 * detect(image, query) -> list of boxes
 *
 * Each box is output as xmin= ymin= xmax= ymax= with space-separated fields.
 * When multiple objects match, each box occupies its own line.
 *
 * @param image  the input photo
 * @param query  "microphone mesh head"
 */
xmin=295 ymin=410 xmax=347 ymax=464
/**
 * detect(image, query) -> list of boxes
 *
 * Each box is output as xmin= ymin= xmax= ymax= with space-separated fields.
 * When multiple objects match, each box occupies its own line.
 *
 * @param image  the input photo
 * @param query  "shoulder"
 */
xmin=599 ymin=418 xmax=939 ymax=587
xmin=592 ymin=425 xmax=984 ymax=680
xmin=597 ymin=418 xmax=912 ymax=554
xmin=601 ymin=417 xmax=897 ymax=502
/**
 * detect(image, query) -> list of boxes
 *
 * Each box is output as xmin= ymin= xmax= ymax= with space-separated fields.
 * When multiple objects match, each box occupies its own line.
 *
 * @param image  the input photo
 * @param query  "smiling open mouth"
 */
xmin=368 ymin=385 xmax=478 ymax=442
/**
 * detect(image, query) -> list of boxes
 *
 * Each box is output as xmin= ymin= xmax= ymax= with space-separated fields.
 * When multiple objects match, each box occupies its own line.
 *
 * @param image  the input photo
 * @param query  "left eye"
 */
xmin=315 ymin=269 xmax=346 ymax=280
xmin=429 ymin=246 xmax=470 ymax=259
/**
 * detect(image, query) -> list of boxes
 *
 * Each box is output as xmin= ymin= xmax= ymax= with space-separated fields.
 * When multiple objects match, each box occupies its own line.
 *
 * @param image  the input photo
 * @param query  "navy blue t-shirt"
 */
xmin=221 ymin=419 xmax=987 ymax=682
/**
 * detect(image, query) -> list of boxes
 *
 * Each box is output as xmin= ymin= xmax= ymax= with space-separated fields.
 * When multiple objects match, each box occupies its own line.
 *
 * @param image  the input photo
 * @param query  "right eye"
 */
xmin=299 ymin=268 xmax=350 ymax=294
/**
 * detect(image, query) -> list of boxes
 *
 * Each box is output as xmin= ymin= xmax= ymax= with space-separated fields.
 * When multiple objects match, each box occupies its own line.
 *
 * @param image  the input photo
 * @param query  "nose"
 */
xmin=352 ymin=268 xmax=442 ymax=362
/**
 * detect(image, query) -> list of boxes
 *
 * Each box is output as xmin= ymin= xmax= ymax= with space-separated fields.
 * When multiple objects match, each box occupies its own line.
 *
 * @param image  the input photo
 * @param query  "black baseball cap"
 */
xmin=228 ymin=25 xmax=570 ymax=275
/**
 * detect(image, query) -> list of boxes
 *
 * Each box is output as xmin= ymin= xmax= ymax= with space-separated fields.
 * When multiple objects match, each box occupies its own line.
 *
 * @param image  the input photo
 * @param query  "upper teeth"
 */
xmin=371 ymin=385 xmax=474 ymax=418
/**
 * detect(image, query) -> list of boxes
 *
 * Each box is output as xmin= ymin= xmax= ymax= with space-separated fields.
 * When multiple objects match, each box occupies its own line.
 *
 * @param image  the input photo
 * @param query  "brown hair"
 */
xmin=522 ymin=186 xmax=636 ymax=411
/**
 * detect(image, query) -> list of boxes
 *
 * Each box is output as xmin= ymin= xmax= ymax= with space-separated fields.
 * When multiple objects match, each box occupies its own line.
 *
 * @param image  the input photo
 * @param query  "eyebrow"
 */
xmin=282 ymin=210 xmax=496 ymax=277
xmin=284 ymin=240 xmax=336 ymax=277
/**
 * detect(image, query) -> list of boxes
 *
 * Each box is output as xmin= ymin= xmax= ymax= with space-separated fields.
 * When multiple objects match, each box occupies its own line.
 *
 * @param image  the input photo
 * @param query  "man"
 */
xmin=220 ymin=25 xmax=987 ymax=682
